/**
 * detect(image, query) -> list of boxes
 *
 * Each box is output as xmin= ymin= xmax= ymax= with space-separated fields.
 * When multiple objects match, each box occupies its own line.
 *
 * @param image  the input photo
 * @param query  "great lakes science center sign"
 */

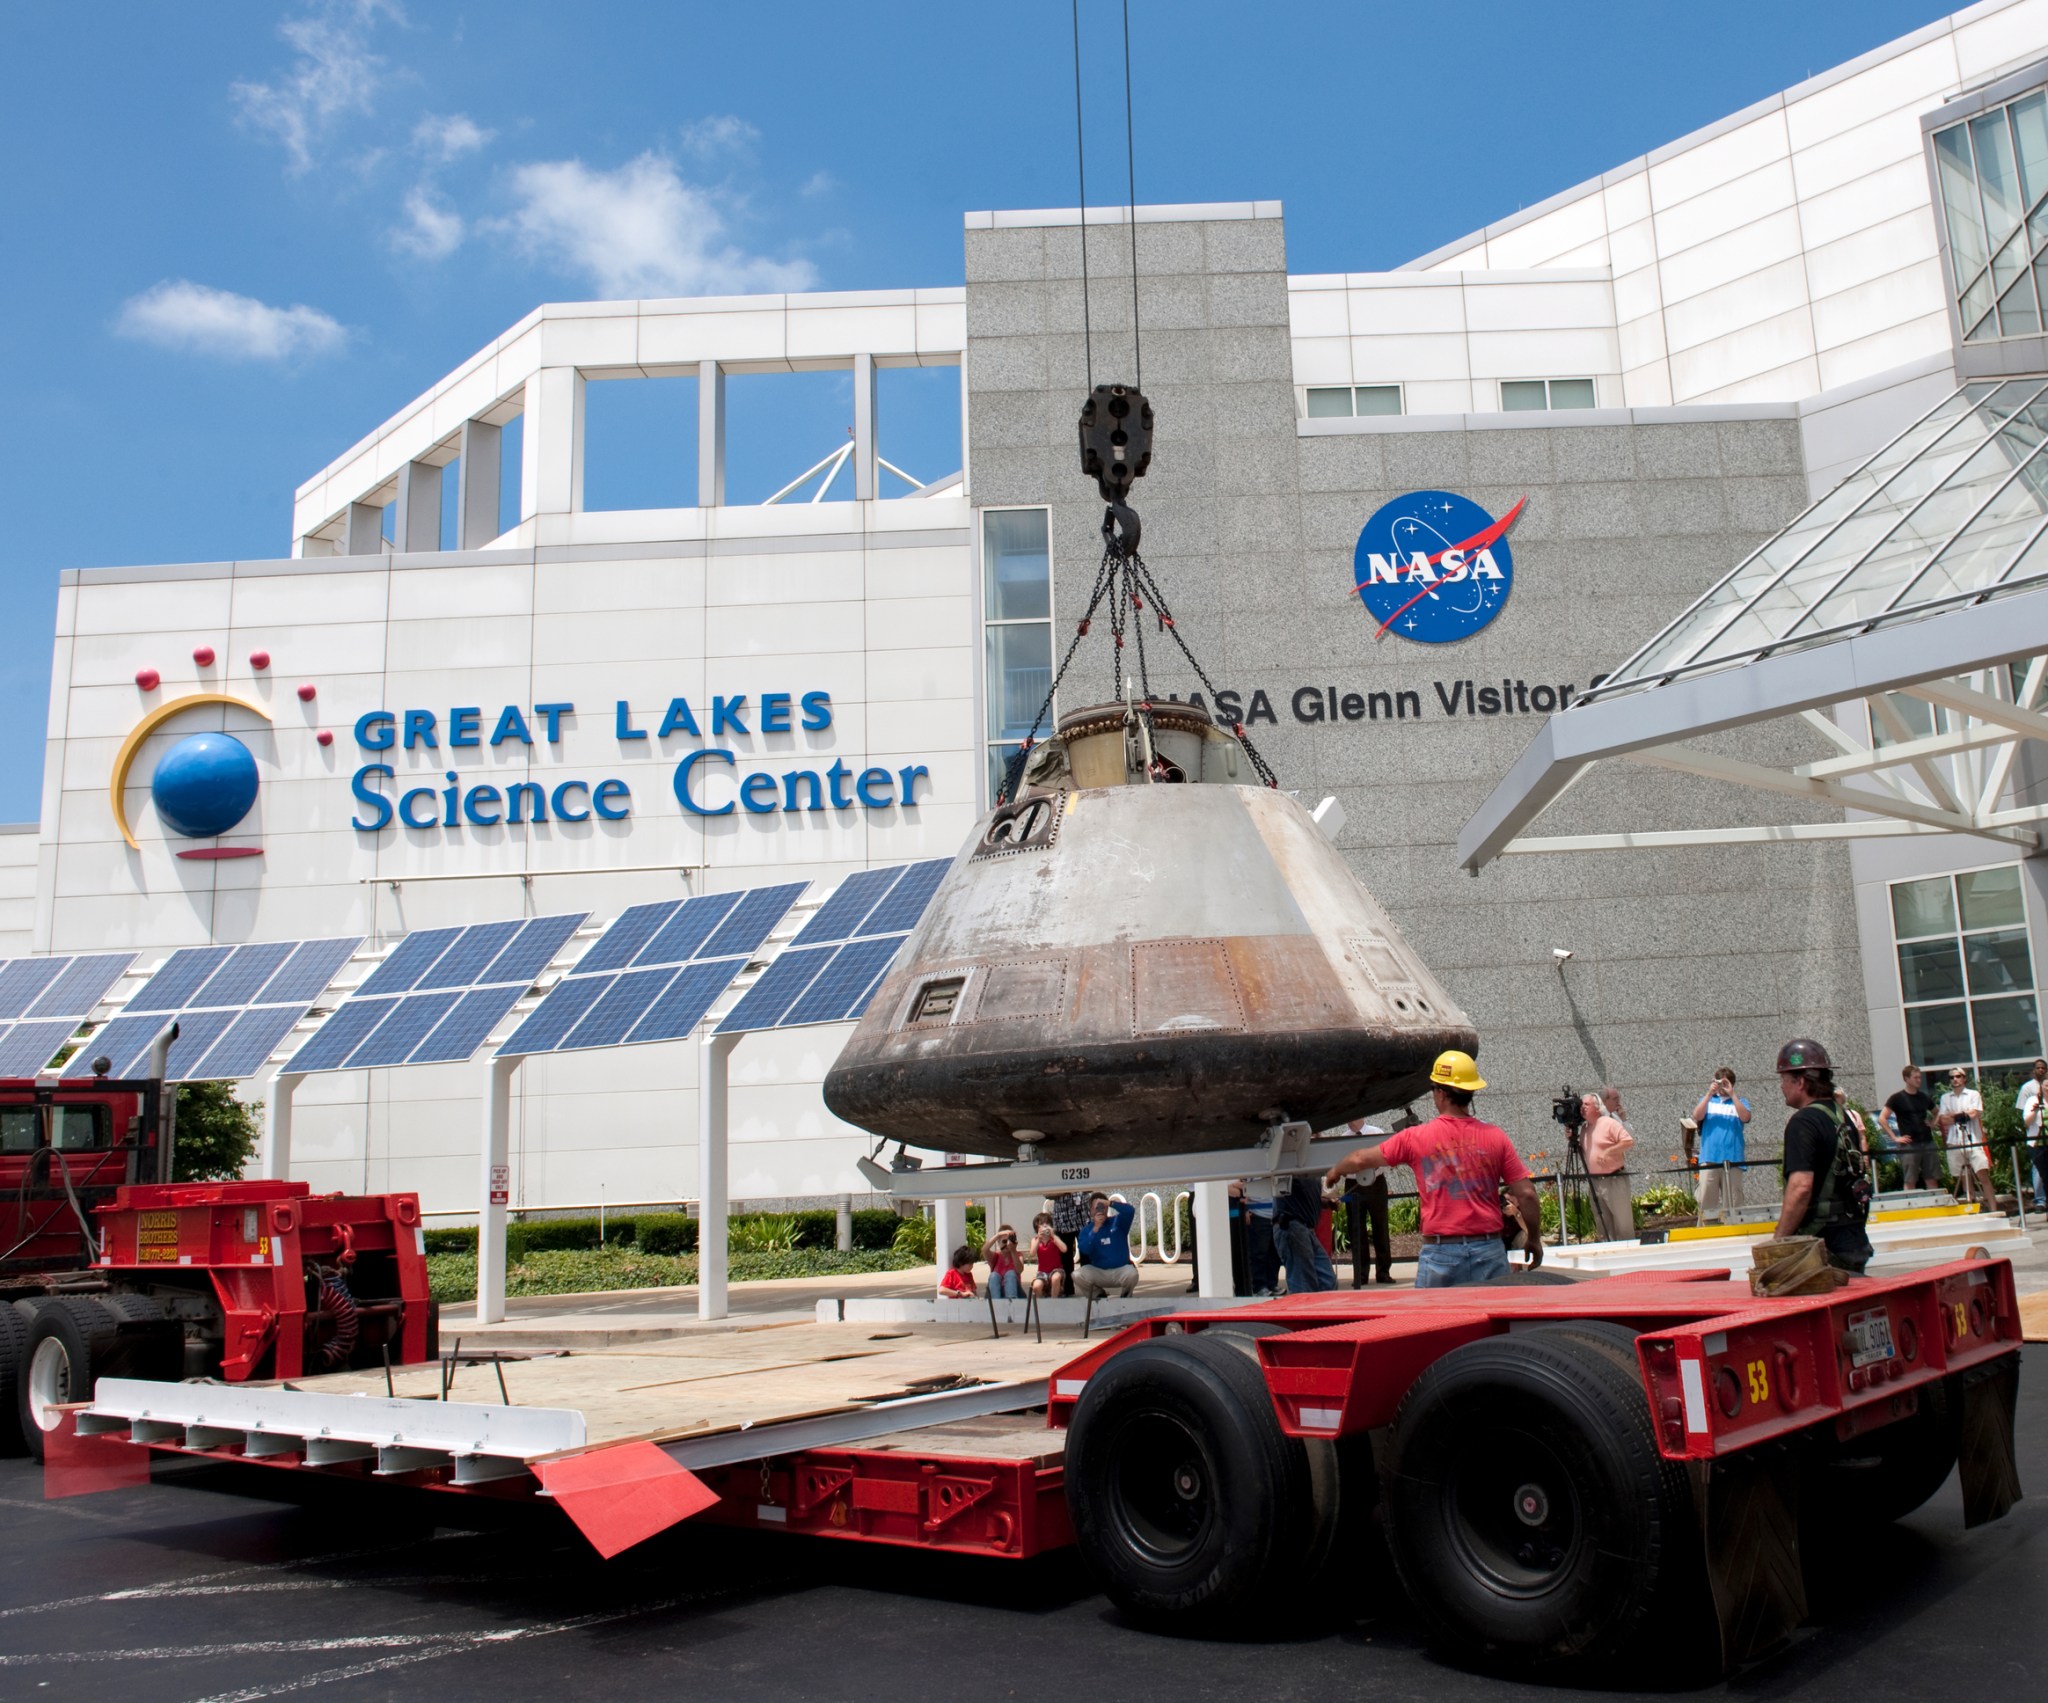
xmin=348 ymin=693 xmax=935 ymax=836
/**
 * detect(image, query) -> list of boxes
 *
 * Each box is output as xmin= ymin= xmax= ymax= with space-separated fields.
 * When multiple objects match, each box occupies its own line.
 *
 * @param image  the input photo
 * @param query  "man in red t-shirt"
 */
xmin=1322 ymin=1050 xmax=1544 ymax=1287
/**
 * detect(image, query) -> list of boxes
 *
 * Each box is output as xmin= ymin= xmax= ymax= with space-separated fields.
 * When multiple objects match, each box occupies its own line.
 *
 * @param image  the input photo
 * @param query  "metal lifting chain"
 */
xmin=998 ymin=508 xmax=1278 ymax=803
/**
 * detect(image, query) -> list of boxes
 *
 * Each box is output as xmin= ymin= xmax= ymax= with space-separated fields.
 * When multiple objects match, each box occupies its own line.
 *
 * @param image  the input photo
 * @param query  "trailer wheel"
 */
xmin=1066 ymin=1332 xmax=1318 ymax=1630
xmin=1383 ymin=1329 xmax=1696 ymax=1671
xmin=1804 ymin=1374 xmax=1959 ymax=1531
xmin=16 ymin=1298 xmax=117 ymax=1463
xmin=0 ymin=1302 xmax=29 ymax=1457
xmin=98 ymin=1294 xmax=185 ymax=1382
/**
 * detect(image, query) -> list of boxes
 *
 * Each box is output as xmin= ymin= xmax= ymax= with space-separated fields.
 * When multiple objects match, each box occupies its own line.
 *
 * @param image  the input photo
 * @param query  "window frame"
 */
xmin=976 ymin=506 xmax=1056 ymax=808
xmin=1500 ymin=377 xmax=1598 ymax=413
xmin=1888 ymin=859 xmax=2043 ymax=1078
xmin=1302 ymin=384 xmax=1405 ymax=419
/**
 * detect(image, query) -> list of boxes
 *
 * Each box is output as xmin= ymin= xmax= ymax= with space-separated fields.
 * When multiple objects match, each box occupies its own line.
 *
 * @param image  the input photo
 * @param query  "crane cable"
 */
xmin=1071 ymin=0 xmax=1145 ymax=391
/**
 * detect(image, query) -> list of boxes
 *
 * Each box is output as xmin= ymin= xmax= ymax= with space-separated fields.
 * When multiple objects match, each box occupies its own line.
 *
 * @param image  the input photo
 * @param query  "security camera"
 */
xmin=1551 ymin=948 xmax=1574 ymax=962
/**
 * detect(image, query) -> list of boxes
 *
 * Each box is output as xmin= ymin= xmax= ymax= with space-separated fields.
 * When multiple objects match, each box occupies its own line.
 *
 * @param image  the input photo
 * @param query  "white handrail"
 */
xmin=1130 ymin=1190 xmax=1191 ymax=1264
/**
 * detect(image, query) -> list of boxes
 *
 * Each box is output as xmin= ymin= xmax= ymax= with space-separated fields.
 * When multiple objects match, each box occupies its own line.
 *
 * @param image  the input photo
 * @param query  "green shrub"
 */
xmin=892 ymin=1214 xmax=936 ymax=1262
xmin=173 ymin=1080 xmax=261 ymax=1181
xmin=730 ymin=1213 xmax=799 ymax=1253
xmin=1537 ymin=1191 xmax=1598 ymax=1239
xmin=1631 ymin=1183 xmax=1697 ymax=1218
xmin=635 ymin=1212 xmax=696 ymax=1255
xmin=1387 ymin=1198 xmax=1421 ymax=1235
xmin=424 ymin=1226 xmax=478 ymax=1256
xmin=852 ymin=1209 xmax=901 ymax=1250
xmin=424 ymin=1244 xmax=920 ymax=1303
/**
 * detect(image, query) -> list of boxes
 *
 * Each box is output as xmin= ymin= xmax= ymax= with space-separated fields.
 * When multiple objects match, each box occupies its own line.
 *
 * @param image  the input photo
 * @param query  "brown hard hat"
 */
xmin=1775 ymin=1037 xmax=1832 ymax=1073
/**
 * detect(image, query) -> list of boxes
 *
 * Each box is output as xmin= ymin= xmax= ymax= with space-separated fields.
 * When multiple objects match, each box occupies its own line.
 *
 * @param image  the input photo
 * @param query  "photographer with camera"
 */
xmin=1687 ymin=1069 xmax=1751 ymax=1223
xmin=1323 ymin=1050 xmax=1543 ymax=1288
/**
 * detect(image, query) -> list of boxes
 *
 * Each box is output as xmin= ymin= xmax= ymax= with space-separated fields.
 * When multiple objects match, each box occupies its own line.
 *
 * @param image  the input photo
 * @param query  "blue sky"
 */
xmin=0 ymin=0 xmax=1956 ymax=819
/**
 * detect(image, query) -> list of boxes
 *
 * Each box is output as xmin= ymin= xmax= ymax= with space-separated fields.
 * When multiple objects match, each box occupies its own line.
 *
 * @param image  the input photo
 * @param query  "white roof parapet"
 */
xmin=292 ymin=288 xmax=966 ymax=545
xmin=1455 ymin=586 xmax=2048 ymax=870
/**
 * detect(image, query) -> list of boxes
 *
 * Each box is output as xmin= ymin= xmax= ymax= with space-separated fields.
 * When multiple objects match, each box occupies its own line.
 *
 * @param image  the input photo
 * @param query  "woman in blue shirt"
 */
xmin=1688 ymin=1068 xmax=1751 ymax=1223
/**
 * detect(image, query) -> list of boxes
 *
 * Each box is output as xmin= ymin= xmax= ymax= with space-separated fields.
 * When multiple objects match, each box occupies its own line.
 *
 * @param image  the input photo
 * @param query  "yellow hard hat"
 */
xmin=1430 ymin=1050 xmax=1486 ymax=1093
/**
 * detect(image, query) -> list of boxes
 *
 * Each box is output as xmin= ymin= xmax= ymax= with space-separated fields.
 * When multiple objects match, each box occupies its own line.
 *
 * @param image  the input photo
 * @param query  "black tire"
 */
xmin=1804 ymin=1374 xmax=1959 ymax=1531
xmin=1383 ymin=1329 xmax=1700 ymax=1671
xmin=1066 ymin=1332 xmax=1321 ymax=1630
xmin=0 ymin=1303 xmax=29 ymax=1457
xmin=16 ymin=1297 xmax=118 ymax=1463
xmin=1499 ymin=1269 xmax=1580 ymax=1286
xmin=98 ymin=1292 xmax=185 ymax=1382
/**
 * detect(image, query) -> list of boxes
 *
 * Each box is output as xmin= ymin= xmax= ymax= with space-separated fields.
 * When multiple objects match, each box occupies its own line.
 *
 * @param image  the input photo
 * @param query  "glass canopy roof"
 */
xmin=1585 ymin=379 xmax=2048 ymax=702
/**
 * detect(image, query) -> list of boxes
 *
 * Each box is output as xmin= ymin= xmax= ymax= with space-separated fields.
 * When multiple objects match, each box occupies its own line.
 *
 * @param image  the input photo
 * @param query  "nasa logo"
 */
xmin=1353 ymin=490 xmax=1526 ymax=645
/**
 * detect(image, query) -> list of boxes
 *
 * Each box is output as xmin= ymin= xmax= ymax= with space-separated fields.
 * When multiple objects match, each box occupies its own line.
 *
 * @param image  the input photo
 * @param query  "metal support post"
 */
xmin=836 ymin=1196 xmax=853 ymax=1253
xmin=261 ymin=1072 xmax=303 ymax=1180
xmin=476 ymin=1054 xmax=519 ymax=1327
xmin=697 ymin=361 xmax=725 ymax=507
xmin=1192 ymin=1179 xmax=1233 ymax=1299
xmin=852 ymin=352 xmax=877 ymax=501
xmin=933 ymin=1196 xmax=965 ymax=1295
xmin=698 ymin=1030 xmax=739 ymax=1321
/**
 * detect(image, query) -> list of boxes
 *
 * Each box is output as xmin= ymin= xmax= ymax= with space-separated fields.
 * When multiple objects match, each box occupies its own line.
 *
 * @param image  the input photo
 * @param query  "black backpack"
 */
xmin=1809 ymin=1102 xmax=1874 ymax=1228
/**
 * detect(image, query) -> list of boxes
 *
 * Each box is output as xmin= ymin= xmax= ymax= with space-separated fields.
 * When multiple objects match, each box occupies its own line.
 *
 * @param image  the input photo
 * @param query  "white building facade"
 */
xmin=20 ymin=0 xmax=2048 ymax=1209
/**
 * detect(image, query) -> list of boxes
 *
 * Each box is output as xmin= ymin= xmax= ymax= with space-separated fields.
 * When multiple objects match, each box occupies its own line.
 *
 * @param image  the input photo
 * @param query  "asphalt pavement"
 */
xmin=1 ymin=1343 xmax=2042 ymax=1703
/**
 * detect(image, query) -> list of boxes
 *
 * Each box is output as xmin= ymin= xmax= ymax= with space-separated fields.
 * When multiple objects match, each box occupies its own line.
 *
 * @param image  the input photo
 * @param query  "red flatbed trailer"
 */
xmin=44 ymin=1260 xmax=2025 ymax=1676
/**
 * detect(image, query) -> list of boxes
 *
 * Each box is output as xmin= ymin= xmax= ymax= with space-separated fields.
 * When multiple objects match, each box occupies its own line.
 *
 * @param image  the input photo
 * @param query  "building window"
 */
xmin=1305 ymin=384 xmax=1403 ymax=418
xmin=1890 ymin=863 xmax=2042 ymax=1077
xmin=1500 ymin=378 xmax=1597 ymax=412
xmin=982 ymin=508 xmax=1054 ymax=801
xmin=1931 ymin=90 xmax=2048 ymax=343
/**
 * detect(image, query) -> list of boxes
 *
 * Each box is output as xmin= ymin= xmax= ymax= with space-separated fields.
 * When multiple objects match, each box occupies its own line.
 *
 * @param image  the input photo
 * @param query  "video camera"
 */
xmin=1551 ymin=1085 xmax=1586 ymax=1148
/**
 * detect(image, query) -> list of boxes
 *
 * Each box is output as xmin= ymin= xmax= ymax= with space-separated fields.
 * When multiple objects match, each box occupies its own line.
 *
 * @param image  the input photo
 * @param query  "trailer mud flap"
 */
xmin=532 ymin=1441 xmax=720 ymax=1559
xmin=1956 ymin=1356 xmax=2022 ymax=1529
xmin=1698 ymin=1449 xmax=1806 ymax=1668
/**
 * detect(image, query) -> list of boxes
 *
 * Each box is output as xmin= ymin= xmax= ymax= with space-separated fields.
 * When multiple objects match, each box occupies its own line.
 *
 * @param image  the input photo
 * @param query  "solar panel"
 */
xmin=715 ymin=859 xmax=949 ymax=1036
xmin=0 ymin=951 xmax=139 ymax=1077
xmin=61 ymin=936 xmax=362 ymax=1082
xmin=498 ymin=885 xmax=805 ymax=1058
xmin=287 ymin=913 xmax=587 ymax=1073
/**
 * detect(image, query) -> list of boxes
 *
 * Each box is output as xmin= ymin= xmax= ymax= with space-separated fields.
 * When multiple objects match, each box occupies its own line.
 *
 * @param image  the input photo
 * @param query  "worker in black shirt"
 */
xmin=1772 ymin=1037 xmax=1873 ymax=1273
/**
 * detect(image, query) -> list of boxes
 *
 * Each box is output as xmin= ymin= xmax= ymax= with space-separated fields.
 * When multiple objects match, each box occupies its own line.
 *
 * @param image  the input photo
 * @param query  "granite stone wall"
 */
xmin=965 ymin=209 xmax=1869 ymax=1176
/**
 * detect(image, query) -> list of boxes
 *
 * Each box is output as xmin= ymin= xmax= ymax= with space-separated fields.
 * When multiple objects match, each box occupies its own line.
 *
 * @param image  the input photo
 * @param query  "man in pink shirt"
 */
xmin=1579 ymin=1090 xmax=1635 ymax=1243
xmin=1323 ymin=1050 xmax=1544 ymax=1287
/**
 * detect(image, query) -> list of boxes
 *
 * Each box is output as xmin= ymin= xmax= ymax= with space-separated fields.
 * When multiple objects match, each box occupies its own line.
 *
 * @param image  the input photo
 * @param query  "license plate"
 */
xmin=1846 ymin=1306 xmax=1896 ymax=1369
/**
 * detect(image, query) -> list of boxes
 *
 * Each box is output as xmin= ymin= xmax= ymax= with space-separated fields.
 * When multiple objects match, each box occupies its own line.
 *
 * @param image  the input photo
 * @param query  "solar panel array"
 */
xmin=715 ymin=858 xmax=949 ymax=1035
xmin=286 ymin=913 xmax=587 ymax=1074
xmin=498 ymin=884 xmax=806 ymax=1057
xmin=0 ymin=953 xmax=137 ymax=1077
xmin=62 ymin=937 xmax=362 ymax=1083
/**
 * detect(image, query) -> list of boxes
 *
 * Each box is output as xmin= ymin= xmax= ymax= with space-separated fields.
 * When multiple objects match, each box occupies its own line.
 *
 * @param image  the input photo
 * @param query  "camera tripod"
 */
xmin=1555 ymin=1130 xmax=1593 ymax=1245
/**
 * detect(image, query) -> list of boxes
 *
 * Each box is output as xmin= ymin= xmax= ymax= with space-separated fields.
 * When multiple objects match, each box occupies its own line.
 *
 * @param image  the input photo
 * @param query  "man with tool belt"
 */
xmin=1772 ymin=1037 xmax=1874 ymax=1274
xmin=1323 ymin=1050 xmax=1545 ymax=1287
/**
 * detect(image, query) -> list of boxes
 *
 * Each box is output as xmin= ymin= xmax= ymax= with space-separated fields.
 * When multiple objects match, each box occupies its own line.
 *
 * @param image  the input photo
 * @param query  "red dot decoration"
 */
xmin=135 ymin=668 xmax=161 ymax=691
xmin=192 ymin=645 xmax=216 ymax=667
xmin=315 ymin=729 xmax=334 ymax=748
xmin=249 ymin=650 xmax=271 ymax=670
xmin=296 ymin=683 xmax=317 ymax=702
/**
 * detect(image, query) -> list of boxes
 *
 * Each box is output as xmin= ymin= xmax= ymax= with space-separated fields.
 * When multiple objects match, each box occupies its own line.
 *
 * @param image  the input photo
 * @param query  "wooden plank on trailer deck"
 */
xmin=2020 ymin=1289 xmax=2048 ymax=1343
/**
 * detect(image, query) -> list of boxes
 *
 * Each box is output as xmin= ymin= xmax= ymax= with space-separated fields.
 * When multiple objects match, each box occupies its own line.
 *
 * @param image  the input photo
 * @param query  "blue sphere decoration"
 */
xmin=150 ymin=732 xmax=259 ymax=839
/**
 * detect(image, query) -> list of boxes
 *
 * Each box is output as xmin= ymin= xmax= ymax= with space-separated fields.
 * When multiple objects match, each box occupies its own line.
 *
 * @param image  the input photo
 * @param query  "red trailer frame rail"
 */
xmin=1044 ymin=1261 xmax=2025 ymax=1462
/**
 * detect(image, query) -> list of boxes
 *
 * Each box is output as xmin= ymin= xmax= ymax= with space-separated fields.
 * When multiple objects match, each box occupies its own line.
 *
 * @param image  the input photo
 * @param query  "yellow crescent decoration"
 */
xmin=109 ymin=692 xmax=274 ymax=852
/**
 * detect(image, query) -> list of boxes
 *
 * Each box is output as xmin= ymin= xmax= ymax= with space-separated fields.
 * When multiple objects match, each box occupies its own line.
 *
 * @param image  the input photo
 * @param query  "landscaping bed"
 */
xmin=426 ymin=1245 xmax=923 ymax=1304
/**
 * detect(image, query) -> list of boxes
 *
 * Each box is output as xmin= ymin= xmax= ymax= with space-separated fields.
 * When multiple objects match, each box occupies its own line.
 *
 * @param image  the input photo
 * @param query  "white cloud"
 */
xmin=680 ymin=115 xmax=759 ymax=157
xmin=495 ymin=153 xmax=818 ymax=299
xmin=413 ymin=111 xmax=492 ymax=163
xmin=115 ymin=281 xmax=348 ymax=362
xmin=392 ymin=186 xmax=463 ymax=259
xmin=799 ymin=171 xmax=837 ymax=198
xmin=232 ymin=2 xmax=396 ymax=173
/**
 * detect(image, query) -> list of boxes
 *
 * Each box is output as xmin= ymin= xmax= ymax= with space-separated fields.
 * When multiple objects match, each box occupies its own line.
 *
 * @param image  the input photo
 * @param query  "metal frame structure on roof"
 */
xmin=1459 ymin=567 xmax=2048 ymax=869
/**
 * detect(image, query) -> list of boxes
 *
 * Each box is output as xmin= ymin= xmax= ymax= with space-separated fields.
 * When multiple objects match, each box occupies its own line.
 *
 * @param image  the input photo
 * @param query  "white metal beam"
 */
xmin=1905 ymin=675 xmax=2048 ymax=742
xmin=1797 ymin=720 xmax=2018 ymax=779
xmin=1496 ymin=820 xmax=1971 ymax=854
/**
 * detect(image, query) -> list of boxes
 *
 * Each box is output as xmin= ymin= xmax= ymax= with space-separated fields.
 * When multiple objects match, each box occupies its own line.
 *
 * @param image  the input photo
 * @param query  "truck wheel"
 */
xmin=99 ymin=1294 xmax=185 ymax=1382
xmin=0 ymin=1303 xmax=29 ymax=1456
xmin=16 ymin=1298 xmax=117 ymax=1464
xmin=1383 ymin=1329 xmax=1696 ymax=1671
xmin=1805 ymin=1374 xmax=1959 ymax=1531
xmin=1066 ymin=1332 xmax=1318 ymax=1630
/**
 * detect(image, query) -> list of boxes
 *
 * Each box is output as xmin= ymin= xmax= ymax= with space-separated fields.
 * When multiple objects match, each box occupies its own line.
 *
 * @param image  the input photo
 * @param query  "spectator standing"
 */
xmin=1028 ymin=1214 xmax=1068 ymax=1297
xmin=1049 ymin=1190 xmax=1089 ymax=1283
xmin=984 ymin=1224 xmax=1023 ymax=1299
xmin=1882 ymin=1065 xmax=1939 ymax=1191
xmin=939 ymin=1245 xmax=976 ymax=1297
xmin=1240 ymin=1176 xmax=1280 ymax=1295
xmin=1335 ymin=1119 xmax=1393 ymax=1285
xmin=1272 ymin=1173 xmax=1338 ymax=1293
xmin=1938 ymin=1067 xmax=1996 ymax=1214
xmin=1600 ymin=1085 xmax=1631 ymax=1131
xmin=2016 ymin=1058 xmax=2047 ymax=1211
xmin=1688 ymin=1070 xmax=1751 ymax=1223
xmin=1833 ymin=1089 xmax=1869 ymax=1153
xmin=1073 ymin=1193 xmax=1140 ymax=1299
xmin=1321 ymin=1051 xmax=1544 ymax=1288
xmin=1579 ymin=1091 xmax=1636 ymax=1242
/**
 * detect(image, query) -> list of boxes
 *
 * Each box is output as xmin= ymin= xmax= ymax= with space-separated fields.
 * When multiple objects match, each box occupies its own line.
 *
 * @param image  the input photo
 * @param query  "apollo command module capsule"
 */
xmin=820 ymin=698 xmax=1478 ymax=1160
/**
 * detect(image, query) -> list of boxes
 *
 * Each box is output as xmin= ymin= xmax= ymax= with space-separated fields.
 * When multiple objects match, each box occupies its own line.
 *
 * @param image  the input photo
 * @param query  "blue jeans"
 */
xmin=1415 ymin=1240 xmax=1511 ymax=1288
xmin=988 ymin=1270 xmax=1021 ymax=1300
xmin=1274 ymin=1221 xmax=1337 ymax=1293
